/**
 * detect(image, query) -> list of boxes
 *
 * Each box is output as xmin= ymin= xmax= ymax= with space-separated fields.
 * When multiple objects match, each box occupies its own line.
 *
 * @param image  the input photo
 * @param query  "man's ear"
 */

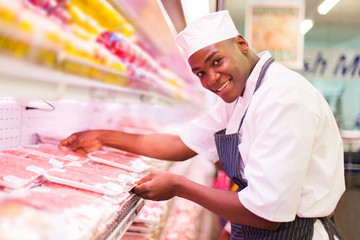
xmin=235 ymin=35 xmax=249 ymax=53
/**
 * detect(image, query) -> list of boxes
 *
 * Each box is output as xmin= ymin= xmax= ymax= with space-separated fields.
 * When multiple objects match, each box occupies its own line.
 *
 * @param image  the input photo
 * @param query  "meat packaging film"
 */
xmin=89 ymin=150 xmax=150 ymax=173
xmin=0 ymin=143 xmax=151 ymax=194
xmin=0 ymin=182 xmax=130 ymax=240
xmin=43 ymin=161 xmax=140 ymax=196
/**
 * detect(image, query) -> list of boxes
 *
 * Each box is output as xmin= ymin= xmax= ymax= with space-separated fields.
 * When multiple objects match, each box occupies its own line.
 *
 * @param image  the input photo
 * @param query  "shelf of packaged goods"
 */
xmin=96 ymin=194 xmax=145 ymax=240
xmin=107 ymin=0 xmax=193 ymax=84
xmin=0 ymin=55 xmax=189 ymax=106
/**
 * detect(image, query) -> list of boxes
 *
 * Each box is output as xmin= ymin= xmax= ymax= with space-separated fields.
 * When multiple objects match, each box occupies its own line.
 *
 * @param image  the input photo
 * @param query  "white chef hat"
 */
xmin=176 ymin=10 xmax=239 ymax=60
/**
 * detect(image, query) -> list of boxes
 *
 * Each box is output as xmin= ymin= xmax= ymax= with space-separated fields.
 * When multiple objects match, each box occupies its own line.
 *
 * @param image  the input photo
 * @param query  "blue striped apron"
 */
xmin=214 ymin=57 xmax=344 ymax=240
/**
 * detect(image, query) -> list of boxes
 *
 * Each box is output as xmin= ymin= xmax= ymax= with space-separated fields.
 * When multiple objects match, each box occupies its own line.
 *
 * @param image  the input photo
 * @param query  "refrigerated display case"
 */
xmin=123 ymin=156 xmax=216 ymax=240
xmin=0 ymin=1 xmax=214 ymax=239
xmin=0 ymin=0 xmax=204 ymax=104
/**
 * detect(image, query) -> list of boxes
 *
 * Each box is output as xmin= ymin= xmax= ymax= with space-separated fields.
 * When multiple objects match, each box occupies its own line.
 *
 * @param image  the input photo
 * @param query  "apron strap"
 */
xmin=237 ymin=57 xmax=274 ymax=131
xmin=319 ymin=217 xmax=345 ymax=240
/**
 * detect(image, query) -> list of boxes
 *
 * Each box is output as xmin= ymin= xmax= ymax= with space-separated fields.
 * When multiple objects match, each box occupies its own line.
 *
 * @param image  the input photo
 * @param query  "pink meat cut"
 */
xmin=0 ymin=182 xmax=107 ymax=212
xmin=68 ymin=162 xmax=133 ymax=178
xmin=44 ymin=162 xmax=136 ymax=195
xmin=1 ymin=149 xmax=71 ymax=167
xmin=0 ymin=154 xmax=51 ymax=188
xmin=90 ymin=151 xmax=140 ymax=167
xmin=23 ymin=144 xmax=88 ymax=161
xmin=46 ymin=161 xmax=136 ymax=184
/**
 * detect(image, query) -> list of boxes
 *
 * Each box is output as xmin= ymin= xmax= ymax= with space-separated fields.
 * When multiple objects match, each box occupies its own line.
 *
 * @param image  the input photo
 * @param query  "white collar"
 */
xmin=241 ymin=51 xmax=272 ymax=102
xmin=225 ymin=51 xmax=272 ymax=134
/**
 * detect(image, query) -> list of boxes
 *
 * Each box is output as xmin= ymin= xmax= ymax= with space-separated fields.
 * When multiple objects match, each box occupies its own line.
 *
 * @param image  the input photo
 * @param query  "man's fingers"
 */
xmin=59 ymin=132 xmax=103 ymax=154
xmin=133 ymin=175 xmax=153 ymax=193
xmin=135 ymin=173 xmax=154 ymax=185
xmin=59 ymin=134 xmax=78 ymax=150
xmin=132 ymin=182 xmax=151 ymax=197
xmin=62 ymin=135 xmax=87 ymax=152
xmin=84 ymin=143 xmax=103 ymax=153
xmin=74 ymin=147 xmax=88 ymax=157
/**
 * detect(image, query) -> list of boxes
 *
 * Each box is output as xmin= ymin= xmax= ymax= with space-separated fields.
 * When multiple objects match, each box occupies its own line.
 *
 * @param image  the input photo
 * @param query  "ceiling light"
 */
xmin=317 ymin=0 xmax=341 ymax=15
xmin=300 ymin=19 xmax=313 ymax=35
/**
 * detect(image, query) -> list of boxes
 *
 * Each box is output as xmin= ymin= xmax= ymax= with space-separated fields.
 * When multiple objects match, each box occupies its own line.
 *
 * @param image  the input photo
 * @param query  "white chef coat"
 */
xmin=180 ymin=51 xmax=345 ymax=239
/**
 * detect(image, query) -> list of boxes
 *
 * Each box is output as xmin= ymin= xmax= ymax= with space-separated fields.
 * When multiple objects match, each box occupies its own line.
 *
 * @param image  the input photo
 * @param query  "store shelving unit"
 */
xmin=0 ymin=55 xmax=190 ymax=106
xmin=107 ymin=0 xmax=192 ymax=84
xmin=0 ymin=0 xmax=202 ymax=107
xmin=0 ymin=1 xmax=208 ymax=240
xmin=95 ymin=195 xmax=145 ymax=240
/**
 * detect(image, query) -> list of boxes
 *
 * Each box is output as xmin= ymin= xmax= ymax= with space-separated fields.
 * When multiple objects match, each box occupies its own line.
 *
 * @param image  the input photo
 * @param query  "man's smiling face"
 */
xmin=188 ymin=35 xmax=256 ymax=103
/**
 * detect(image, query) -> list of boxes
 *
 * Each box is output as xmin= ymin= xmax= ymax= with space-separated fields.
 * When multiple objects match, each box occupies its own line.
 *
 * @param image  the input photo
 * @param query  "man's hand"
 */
xmin=132 ymin=171 xmax=182 ymax=201
xmin=58 ymin=130 xmax=103 ymax=156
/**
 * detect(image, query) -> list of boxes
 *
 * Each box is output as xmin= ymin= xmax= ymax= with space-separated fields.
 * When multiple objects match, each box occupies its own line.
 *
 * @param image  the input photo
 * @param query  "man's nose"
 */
xmin=207 ymin=70 xmax=220 ymax=86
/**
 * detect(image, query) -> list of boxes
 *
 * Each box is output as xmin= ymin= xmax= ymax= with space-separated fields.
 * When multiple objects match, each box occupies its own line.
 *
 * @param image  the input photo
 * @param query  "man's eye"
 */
xmin=197 ymin=72 xmax=204 ymax=78
xmin=213 ymin=58 xmax=222 ymax=66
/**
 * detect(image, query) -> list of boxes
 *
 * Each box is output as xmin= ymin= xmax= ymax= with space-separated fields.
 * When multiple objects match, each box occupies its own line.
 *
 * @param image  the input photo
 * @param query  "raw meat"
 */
xmin=44 ymin=162 xmax=138 ymax=196
xmin=23 ymin=144 xmax=88 ymax=162
xmin=89 ymin=151 xmax=149 ymax=172
xmin=160 ymin=197 xmax=202 ymax=240
xmin=1 ymin=149 xmax=71 ymax=168
xmin=0 ymin=182 xmax=103 ymax=212
xmin=65 ymin=161 xmax=139 ymax=183
xmin=0 ymin=182 xmax=128 ymax=240
xmin=91 ymin=151 xmax=140 ymax=165
xmin=0 ymin=153 xmax=50 ymax=189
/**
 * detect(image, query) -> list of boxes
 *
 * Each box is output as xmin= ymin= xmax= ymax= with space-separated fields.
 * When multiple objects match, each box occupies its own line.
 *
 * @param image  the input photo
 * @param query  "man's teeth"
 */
xmin=217 ymin=80 xmax=230 ymax=92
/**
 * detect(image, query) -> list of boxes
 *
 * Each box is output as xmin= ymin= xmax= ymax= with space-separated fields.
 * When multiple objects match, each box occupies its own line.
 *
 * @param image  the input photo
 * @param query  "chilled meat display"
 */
xmin=0 ymin=0 xmax=212 ymax=237
xmin=0 ymin=182 xmax=114 ymax=212
xmin=0 ymin=182 xmax=128 ymax=240
xmin=44 ymin=161 xmax=139 ymax=196
xmin=23 ymin=144 xmax=88 ymax=162
xmin=89 ymin=150 xmax=149 ymax=172
xmin=160 ymin=197 xmax=203 ymax=240
xmin=0 ymin=143 xmax=143 ymax=194
xmin=124 ymin=200 xmax=169 ymax=239
xmin=0 ymin=141 xmax=187 ymax=240
xmin=1 ymin=148 xmax=73 ymax=168
xmin=0 ymin=153 xmax=51 ymax=189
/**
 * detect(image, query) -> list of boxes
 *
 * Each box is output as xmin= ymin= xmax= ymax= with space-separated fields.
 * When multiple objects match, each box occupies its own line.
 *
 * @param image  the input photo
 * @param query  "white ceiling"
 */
xmin=224 ymin=0 xmax=360 ymax=48
xmin=225 ymin=0 xmax=360 ymax=27
xmin=305 ymin=0 xmax=360 ymax=27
